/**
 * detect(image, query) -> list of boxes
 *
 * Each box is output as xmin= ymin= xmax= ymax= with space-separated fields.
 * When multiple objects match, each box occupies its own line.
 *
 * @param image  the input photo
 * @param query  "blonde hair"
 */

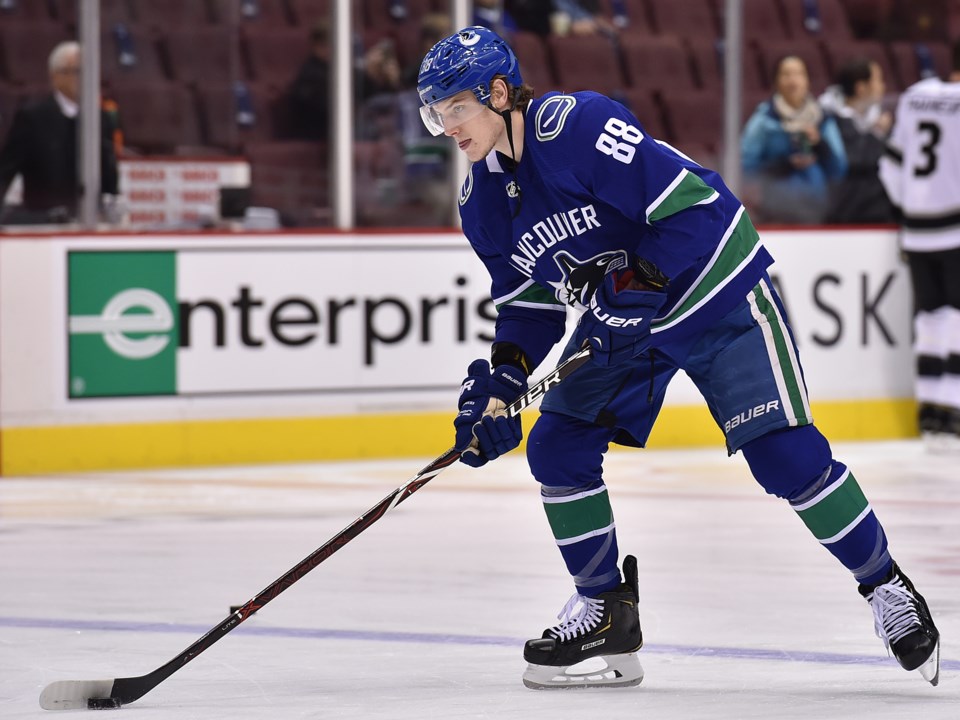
xmin=48 ymin=41 xmax=79 ymax=75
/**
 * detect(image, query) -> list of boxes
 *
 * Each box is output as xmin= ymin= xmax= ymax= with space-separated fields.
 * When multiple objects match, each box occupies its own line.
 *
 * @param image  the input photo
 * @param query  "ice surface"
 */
xmin=1 ymin=441 xmax=957 ymax=719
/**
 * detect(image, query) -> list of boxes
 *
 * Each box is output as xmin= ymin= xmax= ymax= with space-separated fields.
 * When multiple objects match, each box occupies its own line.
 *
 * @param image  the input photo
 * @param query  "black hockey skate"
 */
xmin=859 ymin=562 xmax=940 ymax=686
xmin=522 ymin=555 xmax=643 ymax=689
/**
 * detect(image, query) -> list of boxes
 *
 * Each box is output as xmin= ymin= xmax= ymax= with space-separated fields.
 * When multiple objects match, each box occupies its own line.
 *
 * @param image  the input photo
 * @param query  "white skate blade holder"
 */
xmin=918 ymin=639 xmax=940 ymax=686
xmin=522 ymin=653 xmax=643 ymax=690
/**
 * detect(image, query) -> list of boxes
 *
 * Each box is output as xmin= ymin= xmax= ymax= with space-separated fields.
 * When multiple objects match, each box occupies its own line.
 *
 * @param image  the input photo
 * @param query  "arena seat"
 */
xmin=51 ymin=0 xmax=133 ymax=28
xmin=210 ymin=0 xmax=293 ymax=26
xmin=109 ymin=81 xmax=204 ymax=153
xmin=196 ymin=80 xmax=279 ymax=152
xmin=615 ymin=88 xmax=669 ymax=141
xmin=732 ymin=0 xmax=792 ymax=41
xmin=547 ymin=33 xmax=625 ymax=95
xmin=621 ymin=34 xmax=697 ymax=93
xmin=780 ymin=0 xmax=854 ymax=40
xmin=245 ymin=140 xmax=330 ymax=225
xmin=648 ymin=0 xmax=718 ymax=40
xmin=165 ymin=27 xmax=246 ymax=85
xmin=598 ymin=0 xmax=655 ymax=36
xmin=100 ymin=24 xmax=168 ymax=86
xmin=688 ymin=38 xmax=767 ymax=96
xmin=242 ymin=26 xmax=312 ymax=87
xmin=0 ymin=22 xmax=70 ymax=86
xmin=888 ymin=41 xmax=952 ymax=88
xmin=658 ymin=88 xmax=724 ymax=153
xmin=509 ymin=31 xmax=556 ymax=95
xmin=286 ymin=0 xmax=332 ymax=26
xmin=127 ymin=0 xmax=215 ymax=28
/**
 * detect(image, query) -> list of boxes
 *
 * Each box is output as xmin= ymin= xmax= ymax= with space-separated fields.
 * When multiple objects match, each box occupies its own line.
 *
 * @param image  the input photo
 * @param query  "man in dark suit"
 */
xmin=0 ymin=41 xmax=119 ymax=224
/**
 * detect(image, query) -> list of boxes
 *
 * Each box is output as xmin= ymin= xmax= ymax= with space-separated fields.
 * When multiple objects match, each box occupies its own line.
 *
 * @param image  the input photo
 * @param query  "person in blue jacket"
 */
xmin=417 ymin=27 xmax=938 ymax=690
xmin=741 ymin=54 xmax=847 ymax=224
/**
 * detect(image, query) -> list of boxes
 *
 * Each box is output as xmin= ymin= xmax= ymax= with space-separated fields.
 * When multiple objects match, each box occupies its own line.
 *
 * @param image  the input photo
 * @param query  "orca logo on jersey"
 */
xmin=549 ymin=249 xmax=627 ymax=309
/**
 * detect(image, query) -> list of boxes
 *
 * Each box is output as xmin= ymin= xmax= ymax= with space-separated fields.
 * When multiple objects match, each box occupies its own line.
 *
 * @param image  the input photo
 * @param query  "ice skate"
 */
xmin=522 ymin=555 xmax=643 ymax=690
xmin=859 ymin=562 xmax=940 ymax=686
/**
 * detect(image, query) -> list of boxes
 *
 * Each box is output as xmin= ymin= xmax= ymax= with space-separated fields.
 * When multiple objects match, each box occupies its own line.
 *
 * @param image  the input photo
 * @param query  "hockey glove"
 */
xmin=454 ymin=359 xmax=528 ymax=468
xmin=575 ymin=267 xmax=668 ymax=367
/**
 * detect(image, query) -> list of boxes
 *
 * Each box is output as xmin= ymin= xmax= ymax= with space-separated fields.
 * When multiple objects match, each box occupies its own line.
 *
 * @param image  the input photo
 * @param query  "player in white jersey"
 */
xmin=879 ymin=41 xmax=960 ymax=443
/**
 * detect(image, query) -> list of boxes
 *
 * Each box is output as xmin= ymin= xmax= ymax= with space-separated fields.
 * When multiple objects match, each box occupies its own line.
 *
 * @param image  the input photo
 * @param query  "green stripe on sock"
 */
xmin=543 ymin=490 xmax=614 ymax=543
xmin=795 ymin=473 xmax=870 ymax=543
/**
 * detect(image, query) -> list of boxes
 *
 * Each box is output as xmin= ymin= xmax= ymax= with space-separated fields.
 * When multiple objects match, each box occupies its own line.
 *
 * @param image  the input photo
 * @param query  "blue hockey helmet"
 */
xmin=417 ymin=26 xmax=523 ymax=134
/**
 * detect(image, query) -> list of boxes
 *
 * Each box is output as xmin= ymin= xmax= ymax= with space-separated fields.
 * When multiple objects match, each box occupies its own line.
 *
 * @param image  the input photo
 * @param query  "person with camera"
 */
xmin=741 ymin=55 xmax=847 ymax=224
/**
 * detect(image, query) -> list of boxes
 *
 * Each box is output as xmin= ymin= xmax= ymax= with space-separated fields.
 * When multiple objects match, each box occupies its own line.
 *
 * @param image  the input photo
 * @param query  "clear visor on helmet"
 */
xmin=419 ymin=92 xmax=488 ymax=136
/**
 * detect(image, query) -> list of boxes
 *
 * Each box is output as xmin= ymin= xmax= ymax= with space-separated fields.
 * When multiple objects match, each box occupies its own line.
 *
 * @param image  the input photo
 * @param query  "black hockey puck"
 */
xmin=87 ymin=697 xmax=121 ymax=709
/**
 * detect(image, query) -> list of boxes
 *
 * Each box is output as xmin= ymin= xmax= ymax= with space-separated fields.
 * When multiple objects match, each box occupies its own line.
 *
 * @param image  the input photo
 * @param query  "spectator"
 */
xmin=879 ymin=40 xmax=960 ymax=443
xmin=289 ymin=21 xmax=331 ymax=141
xmin=819 ymin=58 xmax=896 ymax=224
xmin=358 ymin=37 xmax=403 ymax=103
xmin=551 ymin=0 xmax=617 ymax=36
xmin=0 ymin=41 xmax=119 ymax=224
xmin=504 ymin=0 xmax=553 ymax=37
xmin=741 ymin=55 xmax=847 ymax=224
xmin=401 ymin=13 xmax=453 ymax=88
xmin=474 ymin=0 xmax=505 ymax=33
xmin=289 ymin=22 xmax=402 ymax=141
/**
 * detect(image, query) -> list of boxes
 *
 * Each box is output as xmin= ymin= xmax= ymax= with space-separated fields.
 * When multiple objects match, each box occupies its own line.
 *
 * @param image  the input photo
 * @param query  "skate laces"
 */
xmin=868 ymin=576 xmax=922 ymax=648
xmin=548 ymin=593 xmax=606 ymax=643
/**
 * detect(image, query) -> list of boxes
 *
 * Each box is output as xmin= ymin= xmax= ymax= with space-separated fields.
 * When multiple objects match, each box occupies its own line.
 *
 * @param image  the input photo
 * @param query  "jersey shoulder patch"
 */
xmin=534 ymin=94 xmax=577 ymax=142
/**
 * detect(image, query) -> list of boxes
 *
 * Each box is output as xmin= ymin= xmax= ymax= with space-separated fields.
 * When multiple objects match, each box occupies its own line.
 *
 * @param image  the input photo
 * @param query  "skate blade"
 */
xmin=522 ymin=653 xmax=643 ymax=690
xmin=917 ymin=639 xmax=940 ymax=686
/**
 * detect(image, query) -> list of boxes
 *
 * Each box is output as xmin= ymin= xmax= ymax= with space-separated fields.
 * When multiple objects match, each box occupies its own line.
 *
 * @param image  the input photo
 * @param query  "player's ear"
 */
xmin=490 ymin=77 xmax=509 ymax=111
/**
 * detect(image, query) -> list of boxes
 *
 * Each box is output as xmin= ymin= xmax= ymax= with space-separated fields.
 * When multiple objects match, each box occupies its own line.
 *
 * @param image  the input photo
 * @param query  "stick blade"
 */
xmin=39 ymin=680 xmax=115 ymax=711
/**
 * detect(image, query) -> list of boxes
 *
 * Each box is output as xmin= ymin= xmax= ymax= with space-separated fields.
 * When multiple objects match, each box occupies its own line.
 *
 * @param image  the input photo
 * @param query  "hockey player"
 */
xmin=418 ymin=27 xmax=940 ymax=689
xmin=879 ymin=41 xmax=960 ymax=446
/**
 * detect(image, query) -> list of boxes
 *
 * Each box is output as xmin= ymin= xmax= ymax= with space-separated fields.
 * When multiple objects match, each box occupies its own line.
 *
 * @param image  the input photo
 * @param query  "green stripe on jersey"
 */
xmin=652 ymin=209 xmax=761 ymax=331
xmin=794 ymin=471 xmax=870 ymax=543
xmin=647 ymin=170 xmax=717 ymax=223
xmin=542 ymin=488 xmax=614 ymax=543
xmin=495 ymin=283 xmax=562 ymax=311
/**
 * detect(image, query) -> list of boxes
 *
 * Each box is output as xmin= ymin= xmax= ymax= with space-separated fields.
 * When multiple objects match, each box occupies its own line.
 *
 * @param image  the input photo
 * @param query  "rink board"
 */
xmin=0 ymin=228 xmax=914 ymax=474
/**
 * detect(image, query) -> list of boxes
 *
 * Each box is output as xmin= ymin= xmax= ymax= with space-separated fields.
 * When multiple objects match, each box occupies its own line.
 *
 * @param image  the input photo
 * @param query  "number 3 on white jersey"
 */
xmin=595 ymin=117 xmax=644 ymax=164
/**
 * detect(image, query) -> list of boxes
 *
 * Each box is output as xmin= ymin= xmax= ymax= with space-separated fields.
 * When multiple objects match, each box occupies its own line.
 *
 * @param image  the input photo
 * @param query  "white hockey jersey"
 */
xmin=879 ymin=77 xmax=960 ymax=251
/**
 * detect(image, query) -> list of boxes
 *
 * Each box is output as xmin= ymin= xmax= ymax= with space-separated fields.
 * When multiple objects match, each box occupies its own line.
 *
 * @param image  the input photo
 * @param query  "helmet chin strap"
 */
xmin=496 ymin=104 xmax=523 ymax=218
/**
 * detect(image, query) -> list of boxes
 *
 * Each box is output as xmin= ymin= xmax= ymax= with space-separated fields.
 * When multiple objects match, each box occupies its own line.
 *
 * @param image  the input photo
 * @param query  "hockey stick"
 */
xmin=39 ymin=343 xmax=593 ymax=711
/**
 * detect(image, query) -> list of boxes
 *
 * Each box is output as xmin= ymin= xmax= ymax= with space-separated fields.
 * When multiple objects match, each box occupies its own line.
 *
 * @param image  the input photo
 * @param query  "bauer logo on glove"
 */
xmin=454 ymin=359 xmax=529 ymax=467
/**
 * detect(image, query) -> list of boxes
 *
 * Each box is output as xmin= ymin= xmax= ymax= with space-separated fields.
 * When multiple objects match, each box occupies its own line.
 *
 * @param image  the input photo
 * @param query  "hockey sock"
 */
xmin=789 ymin=462 xmax=892 ymax=585
xmin=541 ymin=483 xmax=621 ymax=596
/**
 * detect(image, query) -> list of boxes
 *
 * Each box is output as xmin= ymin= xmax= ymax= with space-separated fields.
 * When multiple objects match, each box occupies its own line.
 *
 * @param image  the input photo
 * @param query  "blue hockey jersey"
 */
xmin=459 ymin=91 xmax=774 ymax=370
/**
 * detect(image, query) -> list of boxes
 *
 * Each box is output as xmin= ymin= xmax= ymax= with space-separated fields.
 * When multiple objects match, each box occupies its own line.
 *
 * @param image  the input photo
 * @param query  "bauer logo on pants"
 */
xmin=68 ymin=251 xmax=178 ymax=398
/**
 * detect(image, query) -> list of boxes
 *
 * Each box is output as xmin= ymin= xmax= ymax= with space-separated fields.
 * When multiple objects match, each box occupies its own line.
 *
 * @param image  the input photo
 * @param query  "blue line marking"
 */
xmin=2 ymin=616 xmax=955 ymax=671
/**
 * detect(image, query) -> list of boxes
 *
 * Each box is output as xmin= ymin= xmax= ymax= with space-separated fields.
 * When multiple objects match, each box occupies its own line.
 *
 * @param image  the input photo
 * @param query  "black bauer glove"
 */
xmin=454 ymin=359 xmax=528 ymax=467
